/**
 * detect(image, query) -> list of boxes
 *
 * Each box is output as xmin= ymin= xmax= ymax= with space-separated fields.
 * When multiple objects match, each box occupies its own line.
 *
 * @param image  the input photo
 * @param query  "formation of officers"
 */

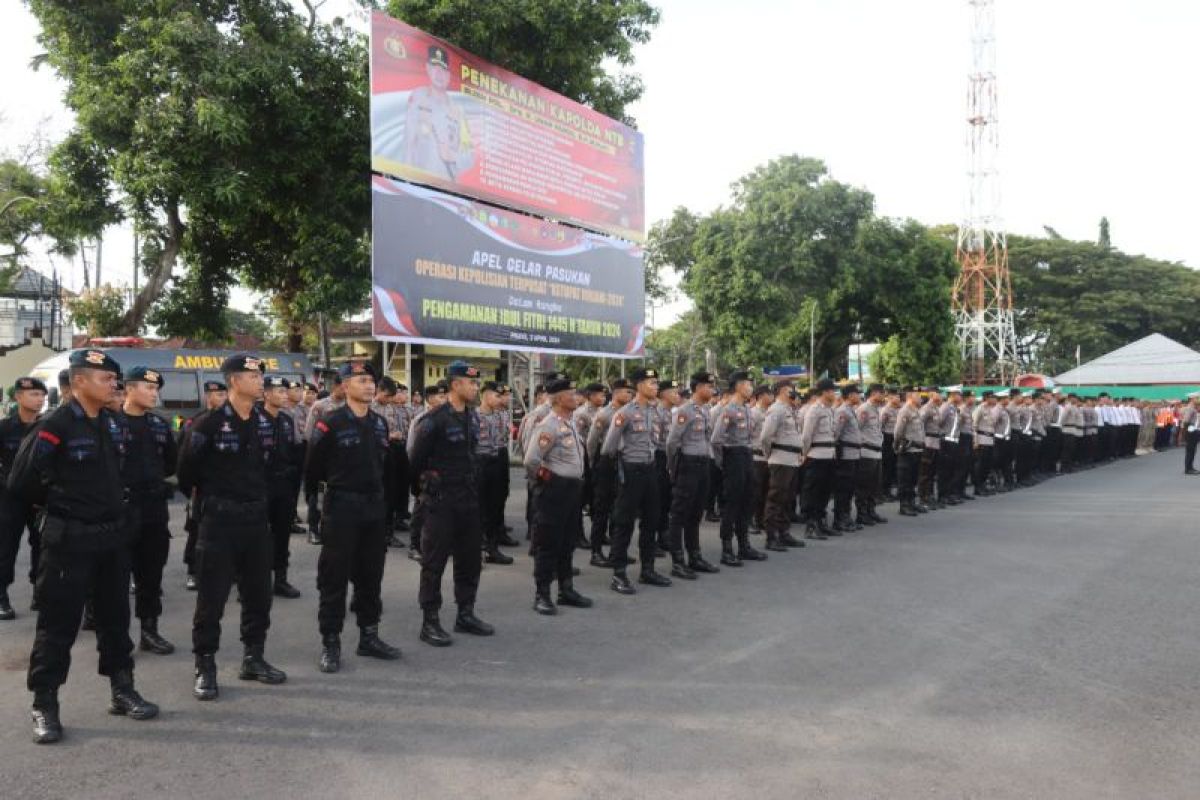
xmin=0 ymin=350 xmax=1171 ymax=745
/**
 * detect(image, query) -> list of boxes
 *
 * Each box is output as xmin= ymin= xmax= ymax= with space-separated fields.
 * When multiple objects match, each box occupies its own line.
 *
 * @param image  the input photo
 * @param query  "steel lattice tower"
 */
xmin=953 ymin=0 xmax=1018 ymax=385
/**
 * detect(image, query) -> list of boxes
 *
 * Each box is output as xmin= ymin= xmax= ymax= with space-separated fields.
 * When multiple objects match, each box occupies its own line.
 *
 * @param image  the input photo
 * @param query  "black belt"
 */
xmin=620 ymin=459 xmax=654 ymax=469
xmin=861 ymin=443 xmax=882 ymax=452
xmin=773 ymin=444 xmax=802 ymax=454
xmin=811 ymin=440 xmax=835 ymax=448
xmin=679 ymin=453 xmax=710 ymax=462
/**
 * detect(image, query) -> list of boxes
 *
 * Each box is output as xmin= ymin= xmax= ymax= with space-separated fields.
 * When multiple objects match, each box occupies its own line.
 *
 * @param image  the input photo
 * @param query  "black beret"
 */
xmin=982 ymin=390 xmax=995 ymax=399
xmin=14 ymin=376 xmax=47 ymax=393
xmin=394 ymin=383 xmax=408 ymax=392
xmin=304 ymin=382 xmax=318 ymax=392
xmin=815 ymin=377 xmax=837 ymax=392
xmin=126 ymin=366 xmax=165 ymax=388
xmin=689 ymin=371 xmax=716 ymax=390
xmin=610 ymin=379 xmax=631 ymax=391
xmin=1009 ymin=388 xmax=1021 ymax=397
xmin=841 ymin=383 xmax=861 ymax=397
xmin=583 ymin=382 xmax=606 ymax=394
xmin=338 ymin=361 xmax=376 ymax=380
xmin=727 ymin=370 xmax=751 ymax=389
xmin=546 ymin=374 xmax=575 ymax=394
xmin=263 ymin=375 xmax=290 ymax=389
xmin=963 ymin=389 xmax=974 ymax=398
xmin=866 ymin=383 xmax=884 ymax=395
xmin=378 ymin=376 xmax=398 ymax=393
xmin=630 ymin=367 xmax=659 ymax=384
xmin=446 ymin=360 xmax=479 ymax=379
xmin=316 ymin=390 xmax=330 ymax=400
xmin=57 ymin=368 xmax=70 ymax=386
xmin=431 ymin=379 xmax=450 ymax=395
xmin=204 ymin=380 xmax=227 ymax=393
xmin=220 ymin=354 xmax=266 ymax=374
xmin=69 ymin=348 xmax=121 ymax=375
xmin=657 ymin=379 xmax=678 ymax=393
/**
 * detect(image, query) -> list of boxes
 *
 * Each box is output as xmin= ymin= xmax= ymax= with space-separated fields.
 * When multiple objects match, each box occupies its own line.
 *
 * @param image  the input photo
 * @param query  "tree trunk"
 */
xmin=117 ymin=200 xmax=182 ymax=335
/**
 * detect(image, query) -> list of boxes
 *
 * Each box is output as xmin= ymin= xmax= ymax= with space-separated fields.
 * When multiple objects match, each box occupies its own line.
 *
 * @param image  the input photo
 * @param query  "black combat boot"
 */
xmin=109 ymin=670 xmax=159 ymax=720
xmin=804 ymin=522 xmax=828 ymax=541
xmin=273 ymin=570 xmax=301 ymax=598
xmin=688 ymin=551 xmax=720 ymax=573
xmin=557 ymin=584 xmax=593 ymax=608
xmin=318 ymin=634 xmax=341 ymax=673
xmin=899 ymin=502 xmax=919 ymax=516
xmin=575 ymin=532 xmax=590 ymax=550
xmin=239 ymin=646 xmax=287 ymax=684
xmin=719 ymin=540 xmax=742 ymax=567
xmin=831 ymin=514 xmax=854 ymax=533
xmin=420 ymin=609 xmax=452 ymax=647
xmin=386 ymin=533 xmax=407 ymax=548
xmin=194 ymin=654 xmax=219 ymax=700
xmin=737 ymin=534 xmax=768 ymax=561
xmin=454 ymin=606 xmax=495 ymax=636
xmin=638 ymin=565 xmax=672 ymax=587
xmin=856 ymin=513 xmax=876 ymax=527
xmin=357 ymin=626 xmax=402 ymax=660
xmin=816 ymin=516 xmax=837 ymax=536
xmin=308 ymin=527 xmax=322 ymax=545
xmin=764 ymin=530 xmax=787 ymax=552
xmin=496 ymin=530 xmax=520 ymax=548
xmin=0 ymin=591 xmax=15 ymax=620
xmin=869 ymin=506 xmax=889 ymax=524
xmin=534 ymin=588 xmax=557 ymax=616
xmin=589 ymin=550 xmax=613 ymax=568
xmin=610 ymin=572 xmax=636 ymax=595
xmin=669 ymin=553 xmax=697 ymax=580
xmin=31 ymin=690 xmax=62 ymax=744
xmin=139 ymin=618 xmax=175 ymax=655
xmin=484 ymin=544 xmax=514 ymax=565
xmin=778 ymin=530 xmax=806 ymax=548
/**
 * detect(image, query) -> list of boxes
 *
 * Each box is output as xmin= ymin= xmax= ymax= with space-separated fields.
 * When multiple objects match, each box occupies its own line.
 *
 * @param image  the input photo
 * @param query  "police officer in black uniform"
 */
xmin=119 ymin=366 xmax=179 ymax=655
xmin=409 ymin=360 xmax=494 ymax=646
xmin=0 ymin=376 xmax=46 ymax=620
xmin=11 ymin=349 xmax=158 ymax=744
xmin=178 ymin=355 xmax=286 ymax=701
xmin=260 ymin=375 xmax=302 ymax=599
xmin=182 ymin=380 xmax=228 ymax=591
xmin=305 ymin=361 xmax=402 ymax=672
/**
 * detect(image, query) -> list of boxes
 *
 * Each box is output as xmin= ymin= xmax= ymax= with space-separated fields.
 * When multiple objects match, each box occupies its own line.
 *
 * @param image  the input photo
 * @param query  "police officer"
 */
xmin=758 ymin=381 xmax=805 ymax=552
xmin=750 ymin=385 xmax=773 ymax=535
xmin=260 ymin=375 xmax=302 ymax=598
xmin=893 ymin=388 xmax=927 ymax=516
xmin=917 ymin=389 xmax=943 ymax=508
xmin=586 ymin=379 xmax=632 ymax=567
xmin=524 ymin=373 xmax=593 ymax=615
xmin=573 ymin=382 xmax=606 ymax=533
xmin=183 ymin=380 xmax=228 ymax=590
xmin=880 ymin=389 xmax=901 ymax=501
xmin=1182 ymin=396 xmax=1200 ymax=474
xmin=664 ymin=372 xmax=722 ymax=578
xmin=305 ymin=361 xmax=401 ymax=672
xmin=409 ymin=361 xmax=494 ymax=646
xmin=603 ymin=368 xmax=673 ymax=593
xmin=405 ymin=380 xmax=448 ymax=563
xmin=179 ymin=355 xmax=286 ymax=701
xmin=800 ymin=378 xmax=839 ymax=536
xmin=972 ymin=391 xmax=998 ymax=496
xmin=120 ymin=367 xmax=180 ymax=655
xmin=855 ymin=384 xmax=888 ymax=526
xmin=653 ymin=380 xmax=680 ymax=556
xmin=0 ymin=377 xmax=45 ymax=620
xmin=832 ymin=384 xmax=864 ymax=532
xmin=711 ymin=371 xmax=768 ymax=564
xmin=476 ymin=381 xmax=515 ymax=565
xmin=304 ymin=377 xmax=346 ymax=545
xmin=370 ymin=377 xmax=405 ymax=546
xmin=956 ymin=390 xmax=977 ymax=500
xmin=937 ymin=388 xmax=963 ymax=505
xmin=12 ymin=349 xmax=158 ymax=744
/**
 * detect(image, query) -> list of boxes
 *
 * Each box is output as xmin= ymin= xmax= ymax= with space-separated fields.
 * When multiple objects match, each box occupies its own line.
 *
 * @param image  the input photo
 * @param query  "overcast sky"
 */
xmin=3 ymin=0 xmax=1198 ymax=328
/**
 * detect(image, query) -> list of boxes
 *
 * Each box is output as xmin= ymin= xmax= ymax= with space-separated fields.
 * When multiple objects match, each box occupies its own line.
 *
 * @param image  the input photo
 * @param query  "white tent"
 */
xmin=1054 ymin=333 xmax=1200 ymax=385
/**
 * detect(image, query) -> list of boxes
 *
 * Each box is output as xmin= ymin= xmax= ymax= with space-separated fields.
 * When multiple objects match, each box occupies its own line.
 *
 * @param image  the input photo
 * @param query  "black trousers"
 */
xmin=531 ymin=474 xmax=583 ymax=590
xmin=833 ymin=457 xmax=858 ymax=518
xmin=801 ymin=458 xmax=835 ymax=521
xmin=589 ymin=455 xmax=617 ymax=553
xmin=654 ymin=450 xmax=671 ymax=539
xmin=419 ymin=483 xmax=482 ymax=611
xmin=1098 ymin=426 xmax=1114 ymax=461
xmin=717 ymin=447 xmax=752 ymax=542
xmin=267 ymin=484 xmax=294 ymax=574
xmin=1186 ymin=431 xmax=1199 ymax=471
xmin=386 ymin=442 xmax=411 ymax=522
xmin=183 ymin=492 xmax=200 ymax=576
xmin=318 ymin=491 xmax=387 ymax=635
xmin=1043 ymin=428 xmax=1062 ymax=473
xmin=956 ymin=434 xmax=974 ymax=495
xmin=0 ymin=490 xmax=39 ymax=592
xmin=28 ymin=530 xmax=134 ymax=692
xmin=478 ymin=451 xmax=509 ymax=548
xmin=881 ymin=433 xmax=897 ymax=494
xmin=937 ymin=441 xmax=959 ymax=499
xmin=668 ymin=455 xmax=710 ymax=558
xmin=855 ymin=458 xmax=880 ymax=515
xmin=1060 ymin=435 xmax=1078 ymax=471
xmin=1015 ymin=434 xmax=1037 ymax=481
xmin=996 ymin=438 xmax=1015 ymax=485
xmin=896 ymin=451 xmax=919 ymax=505
xmin=191 ymin=503 xmax=273 ymax=655
xmin=764 ymin=463 xmax=798 ymax=534
xmin=609 ymin=461 xmax=659 ymax=569
xmin=974 ymin=444 xmax=994 ymax=489
xmin=918 ymin=447 xmax=939 ymax=501
xmin=707 ymin=460 xmax=724 ymax=513
xmin=752 ymin=459 xmax=770 ymax=527
xmin=409 ymin=494 xmax=426 ymax=553
xmin=128 ymin=499 xmax=171 ymax=620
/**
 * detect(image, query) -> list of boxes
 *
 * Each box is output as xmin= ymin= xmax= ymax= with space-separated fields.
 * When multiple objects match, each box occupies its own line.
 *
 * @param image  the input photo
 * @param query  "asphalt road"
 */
xmin=0 ymin=451 xmax=1198 ymax=799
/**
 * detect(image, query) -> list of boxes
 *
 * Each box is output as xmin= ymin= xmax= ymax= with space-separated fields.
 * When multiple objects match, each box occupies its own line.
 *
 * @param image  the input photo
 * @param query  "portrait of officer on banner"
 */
xmin=400 ymin=44 xmax=477 ymax=181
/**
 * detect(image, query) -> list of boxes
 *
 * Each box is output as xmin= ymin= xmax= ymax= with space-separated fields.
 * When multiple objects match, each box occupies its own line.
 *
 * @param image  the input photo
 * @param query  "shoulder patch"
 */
xmin=38 ymin=430 xmax=61 ymax=447
xmin=538 ymin=431 xmax=552 ymax=448
xmin=316 ymin=421 xmax=329 ymax=434
xmin=677 ymin=412 xmax=687 ymax=425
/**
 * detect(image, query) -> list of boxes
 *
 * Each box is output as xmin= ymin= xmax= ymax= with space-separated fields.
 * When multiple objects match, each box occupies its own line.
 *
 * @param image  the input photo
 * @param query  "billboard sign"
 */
xmin=371 ymin=176 xmax=645 ymax=358
xmin=370 ymin=11 xmax=645 ymax=243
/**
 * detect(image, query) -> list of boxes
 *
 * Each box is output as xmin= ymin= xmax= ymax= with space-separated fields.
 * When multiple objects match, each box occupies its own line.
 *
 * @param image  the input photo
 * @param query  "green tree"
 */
xmin=27 ymin=0 xmax=370 ymax=345
xmin=386 ymin=0 xmax=661 ymax=125
xmin=67 ymin=285 xmax=128 ymax=338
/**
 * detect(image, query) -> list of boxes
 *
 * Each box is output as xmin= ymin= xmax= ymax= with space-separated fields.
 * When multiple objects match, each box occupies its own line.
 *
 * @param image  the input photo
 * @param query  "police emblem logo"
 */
xmin=244 ymin=357 xmax=262 ymax=372
xmin=538 ymin=432 xmax=552 ymax=448
xmin=144 ymin=370 xmax=160 ymax=383
xmin=384 ymin=36 xmax=406 ymax=59
xmin=466 ymin=367 xmax=479 ymax=378
xmin=220 ymin=422 xmax=232 ymax=433
xmin=18 ymin=379 xmax=32 ymax=389
xmin=351 ymin=362 xmax=366 ymax=374
xmin=85 ymin=350 xmax=106 ymax=365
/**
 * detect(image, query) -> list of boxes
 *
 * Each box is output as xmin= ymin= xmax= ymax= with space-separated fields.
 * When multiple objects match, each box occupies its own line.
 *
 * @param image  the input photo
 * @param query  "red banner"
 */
xmin=370 ymin=11 xmax=645 ymax=242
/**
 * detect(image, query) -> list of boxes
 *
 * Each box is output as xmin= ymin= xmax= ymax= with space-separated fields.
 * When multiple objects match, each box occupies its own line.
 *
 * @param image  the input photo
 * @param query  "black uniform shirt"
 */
xmin=258 ymin=405 xmax=299 ymax=491
xmin=408 ymin=403 xmax=478 ymax=486
xmin=304 ymin=404 xmax=389 ymax=497
xmin=8 ymin=400 xmax=125 ymax=523
xmin=120 ymin=411 xmax=178 ymax=493
xmin=176 ymin=401 xmax=268 ymax=503
xmin=0 ymin=414 xmax=36 ymax=485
